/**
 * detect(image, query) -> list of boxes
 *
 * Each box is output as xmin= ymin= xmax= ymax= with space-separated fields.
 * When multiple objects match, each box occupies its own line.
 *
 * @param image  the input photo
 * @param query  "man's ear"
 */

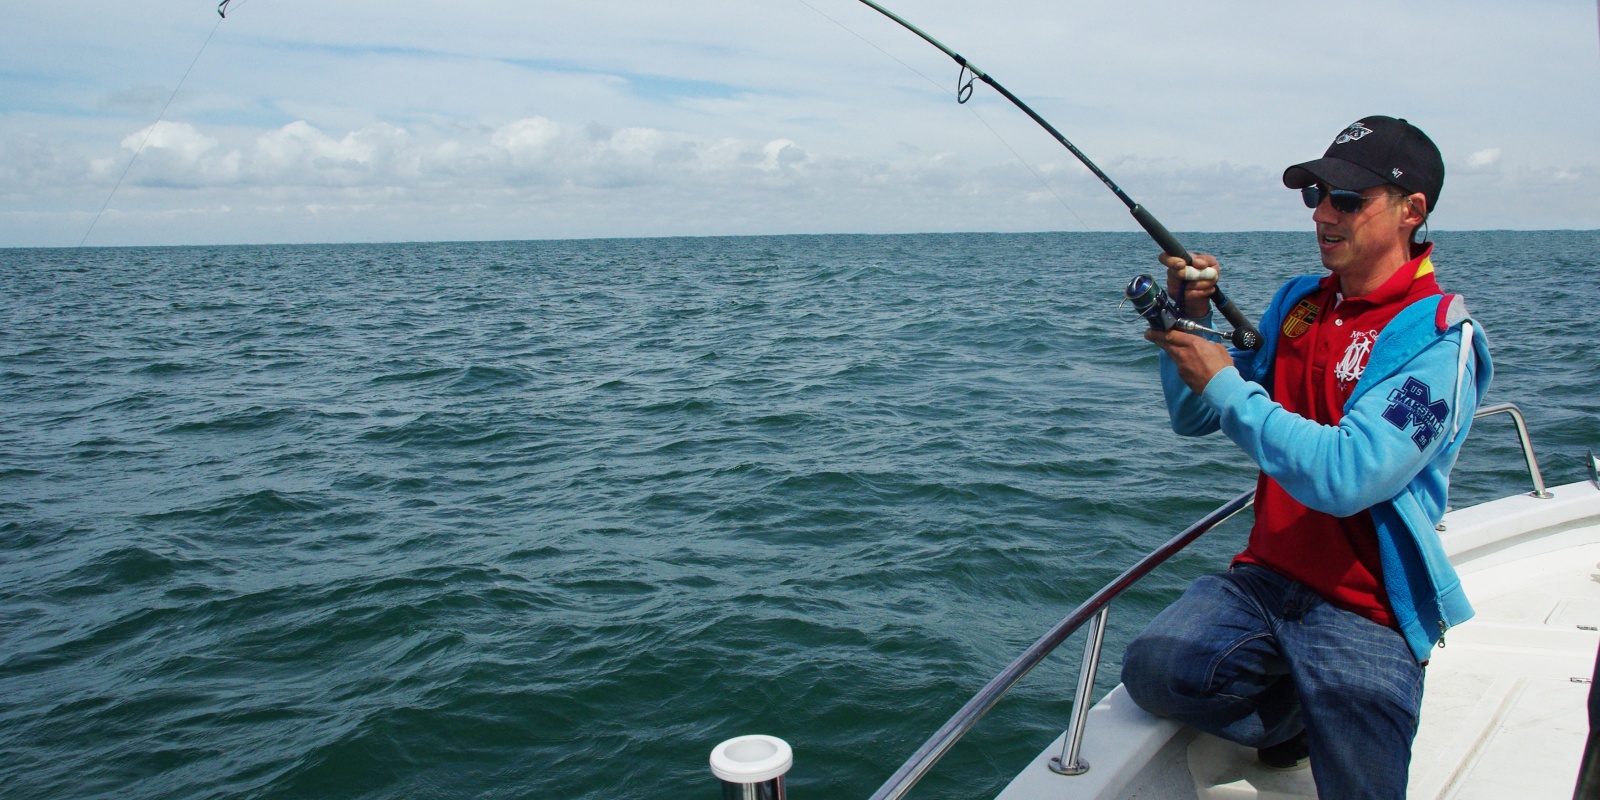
xmin=1403 ymin=193 xmax=1428 ymax=227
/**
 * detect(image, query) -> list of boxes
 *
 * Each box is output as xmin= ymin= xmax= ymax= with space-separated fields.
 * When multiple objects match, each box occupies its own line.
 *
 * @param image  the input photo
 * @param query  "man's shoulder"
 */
xmin=1353 ymin=293 xmax=1491 ymax=407
xmin=1274 ymin=274 xmax=1326 ymax=296
xmin=1433 ymin=294 xmax=1472 ymax=331
xmin=1263 ymin=275 xmax=1326 ymax=317
xmin=1386 ymin=294 xmax=1467 ymax=342
xmin=1258 ymin=276 xmax=1329 ymax=346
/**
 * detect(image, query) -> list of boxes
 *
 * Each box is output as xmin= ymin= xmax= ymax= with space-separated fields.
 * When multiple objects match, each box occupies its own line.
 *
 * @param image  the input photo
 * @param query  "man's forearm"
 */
xmin=1200 ymin=339 xmax=1476 ymax=516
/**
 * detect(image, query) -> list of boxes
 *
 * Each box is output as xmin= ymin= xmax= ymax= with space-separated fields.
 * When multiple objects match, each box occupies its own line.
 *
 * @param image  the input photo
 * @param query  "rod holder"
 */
xmin=711 ymin=735 xmax=792 ymax=800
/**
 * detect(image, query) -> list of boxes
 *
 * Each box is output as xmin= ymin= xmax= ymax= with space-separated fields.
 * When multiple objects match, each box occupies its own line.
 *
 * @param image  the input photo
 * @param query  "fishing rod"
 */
xmin=852 ymin=0 xmax=1261 ymax=350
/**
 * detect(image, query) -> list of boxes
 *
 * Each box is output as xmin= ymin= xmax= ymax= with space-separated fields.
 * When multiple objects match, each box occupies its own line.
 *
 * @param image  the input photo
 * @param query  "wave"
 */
xmin=140 ymin=488 xmax=328 ymax=525
xmin=162 ymin=406 xmax=298 ymax=435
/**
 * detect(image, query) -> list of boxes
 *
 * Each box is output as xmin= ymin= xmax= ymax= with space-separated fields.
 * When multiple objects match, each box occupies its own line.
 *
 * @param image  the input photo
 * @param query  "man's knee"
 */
xmin=1121 ymin=628 xmax=1194 ymax=716
xmin=1120 ymin=572 xmax=1282 ymax=713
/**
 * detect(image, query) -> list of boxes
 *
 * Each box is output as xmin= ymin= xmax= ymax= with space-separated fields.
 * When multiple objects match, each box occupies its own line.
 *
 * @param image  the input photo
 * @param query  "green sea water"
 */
xmin=1 ymin=231 xmax=1596 ymax=799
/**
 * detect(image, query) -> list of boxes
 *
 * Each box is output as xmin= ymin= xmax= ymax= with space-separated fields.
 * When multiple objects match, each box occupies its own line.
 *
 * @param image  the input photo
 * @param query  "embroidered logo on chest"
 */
xmin=1281 ymin=299 xmax=1320 ymax=339
xmin=1333 ymin=330 xmax=1380 ymax=387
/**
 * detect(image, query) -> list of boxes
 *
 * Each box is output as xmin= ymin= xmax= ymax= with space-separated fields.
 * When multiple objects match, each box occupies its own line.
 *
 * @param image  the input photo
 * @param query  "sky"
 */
xmin=2 ymin=0 xmax=1598 ymax=247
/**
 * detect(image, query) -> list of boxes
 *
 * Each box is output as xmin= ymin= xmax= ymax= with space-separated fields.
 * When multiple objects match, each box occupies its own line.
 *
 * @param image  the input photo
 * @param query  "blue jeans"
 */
xmin=1121 ymin=564 xmax=1424 ymax=800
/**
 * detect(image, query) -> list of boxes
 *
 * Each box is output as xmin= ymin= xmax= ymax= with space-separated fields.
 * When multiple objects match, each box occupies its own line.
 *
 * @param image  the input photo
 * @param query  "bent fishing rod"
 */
xmin=853 ymin=0 xmax=1261 ymax=350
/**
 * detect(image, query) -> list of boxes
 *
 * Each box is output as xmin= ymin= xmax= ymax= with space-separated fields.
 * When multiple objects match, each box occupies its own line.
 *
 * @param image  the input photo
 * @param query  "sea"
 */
xmin=2 ymin=230 xmax=1597 ymax=800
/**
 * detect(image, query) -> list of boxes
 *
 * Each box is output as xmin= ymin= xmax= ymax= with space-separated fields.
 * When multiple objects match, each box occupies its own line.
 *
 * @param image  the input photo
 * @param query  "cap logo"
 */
xmin=1392 ymin=168 xmax=1403 ymax=179
xmin=1335 ymin=123 xmax=1374 ymax=145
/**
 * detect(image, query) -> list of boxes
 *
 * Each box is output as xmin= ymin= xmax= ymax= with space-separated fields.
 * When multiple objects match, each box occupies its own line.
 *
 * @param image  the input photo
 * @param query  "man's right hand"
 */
xmin=1144 ymin=326 xmax=1234 ymax=394
xmin=1160 ymin=252 xmax=1220 ymax=320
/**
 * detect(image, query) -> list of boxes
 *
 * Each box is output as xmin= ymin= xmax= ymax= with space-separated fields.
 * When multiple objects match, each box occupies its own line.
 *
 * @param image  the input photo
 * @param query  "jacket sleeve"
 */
xmin=1197 ymin=330 xmax=1479 ymax=517
xmin=1159 ymin=312 xmax=1259 ymax=437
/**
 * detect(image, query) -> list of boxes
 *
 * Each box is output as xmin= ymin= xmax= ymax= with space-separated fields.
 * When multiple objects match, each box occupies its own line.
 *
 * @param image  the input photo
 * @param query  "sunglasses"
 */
xmin=1301 ymin=185 xmax=1404 ymax=214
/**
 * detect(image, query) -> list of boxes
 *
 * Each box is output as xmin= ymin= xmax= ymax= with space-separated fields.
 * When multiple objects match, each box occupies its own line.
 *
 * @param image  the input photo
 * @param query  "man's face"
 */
xmin=1311 ymin=185 xmax=1414 ymax=276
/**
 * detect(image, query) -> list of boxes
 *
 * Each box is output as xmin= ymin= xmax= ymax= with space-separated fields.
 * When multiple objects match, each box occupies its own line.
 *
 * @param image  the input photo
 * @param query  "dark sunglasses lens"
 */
xmin=1328 ymin=190 xmax=1367 ymax=213
xmin=1302 ymin=185 xmax=1368 ymax=213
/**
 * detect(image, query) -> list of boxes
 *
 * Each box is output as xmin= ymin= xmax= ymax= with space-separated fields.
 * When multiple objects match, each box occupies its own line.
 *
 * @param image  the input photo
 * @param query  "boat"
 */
xmin=712 ymin=402 xmax=1600 ymax=798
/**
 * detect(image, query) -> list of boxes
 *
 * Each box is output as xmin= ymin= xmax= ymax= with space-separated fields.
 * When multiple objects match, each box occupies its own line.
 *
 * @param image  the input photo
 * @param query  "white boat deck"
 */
xmin=997 ymin=477 xmax=1600 ymax=800
xmin=1409 ymin=486 xmax=1600 ymax=800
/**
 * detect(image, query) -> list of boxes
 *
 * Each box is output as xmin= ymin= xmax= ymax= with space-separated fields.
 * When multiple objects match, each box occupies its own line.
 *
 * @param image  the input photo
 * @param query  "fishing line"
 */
xmin=790 ymin=0 xmax=1090 ymax=230
xmin=963 ymin=110 xmax=1090 ymax=231
xmin=792 ymin=0 xmax=948 ymax=95
xmin=78 ymin=0 xmax=245 ymax=247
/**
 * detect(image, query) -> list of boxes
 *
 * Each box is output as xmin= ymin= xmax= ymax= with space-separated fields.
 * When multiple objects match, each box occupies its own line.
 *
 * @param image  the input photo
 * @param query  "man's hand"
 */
xmin=1160 ymin=252 xmax=1219 ymax=320
xmin=1145 ymin=327 xmax=1234 ymax=394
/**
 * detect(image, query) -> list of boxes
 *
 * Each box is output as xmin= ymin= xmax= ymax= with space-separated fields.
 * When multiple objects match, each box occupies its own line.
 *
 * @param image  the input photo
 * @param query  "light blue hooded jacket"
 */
xmin=1160 ymin=270 xmax=1493 ymax=662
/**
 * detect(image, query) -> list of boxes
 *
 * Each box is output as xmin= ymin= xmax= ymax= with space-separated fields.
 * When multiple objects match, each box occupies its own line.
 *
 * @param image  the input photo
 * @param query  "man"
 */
xmin=1119 ymin=116 xmax=1493 ymax=799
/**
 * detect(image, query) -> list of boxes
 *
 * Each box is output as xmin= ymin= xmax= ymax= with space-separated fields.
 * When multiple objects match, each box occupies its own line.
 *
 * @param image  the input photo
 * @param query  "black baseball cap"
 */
xmin=1283 ymin=116 xmax=1444 ymax=213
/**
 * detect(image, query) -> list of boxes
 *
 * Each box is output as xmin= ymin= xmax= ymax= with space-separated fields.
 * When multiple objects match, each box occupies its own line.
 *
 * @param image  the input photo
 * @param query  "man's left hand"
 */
xmin=1145 ymin=328 xmax=1234 ymax=394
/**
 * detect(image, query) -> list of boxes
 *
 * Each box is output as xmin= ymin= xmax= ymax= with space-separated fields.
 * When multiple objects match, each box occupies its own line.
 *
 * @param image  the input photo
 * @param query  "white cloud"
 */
xmin=121 ymin=121 xmax=217 ymax=161
xmin=491 ymin=117 xmax=560 ymax=167
xmin=66 ymin=118 xmax=832 ymax=194
xmin=250 ymin=120 xmax=409 ymax=183
xmin=1466 ymin=148 xmax=1502 ymax=169
xmin=104 ymin=121 xmax=240 ymax=185
xmin=760 ymin=139 xmax=809 ymax=172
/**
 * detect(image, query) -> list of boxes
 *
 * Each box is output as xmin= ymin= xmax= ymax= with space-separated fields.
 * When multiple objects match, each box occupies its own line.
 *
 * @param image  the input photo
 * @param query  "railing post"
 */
xmin=1049 ymin=605 xmax=1110 ymax=776
xmin=1473 ymin=403 xmax=1552 ymax=499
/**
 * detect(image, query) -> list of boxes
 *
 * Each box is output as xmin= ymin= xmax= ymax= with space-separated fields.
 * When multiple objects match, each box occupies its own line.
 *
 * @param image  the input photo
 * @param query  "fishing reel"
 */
xmin=1124 ymin=274 xmax=1261 ymax=351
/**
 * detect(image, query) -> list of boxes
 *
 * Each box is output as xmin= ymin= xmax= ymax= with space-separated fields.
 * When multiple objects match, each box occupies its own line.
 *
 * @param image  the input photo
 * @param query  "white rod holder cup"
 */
xmin=710 ymin=735 xmax=792 ymax=800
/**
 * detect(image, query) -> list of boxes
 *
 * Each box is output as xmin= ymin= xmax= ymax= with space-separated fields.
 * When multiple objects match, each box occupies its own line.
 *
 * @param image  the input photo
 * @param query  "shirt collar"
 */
xmin=1320 ymin=242 xmax=1438 ymax=307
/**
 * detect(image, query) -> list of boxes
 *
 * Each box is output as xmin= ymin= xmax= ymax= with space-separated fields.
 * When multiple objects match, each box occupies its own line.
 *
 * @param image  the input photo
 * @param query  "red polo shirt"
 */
xmin=1233 ymin=246 xmax=1442 ymax=628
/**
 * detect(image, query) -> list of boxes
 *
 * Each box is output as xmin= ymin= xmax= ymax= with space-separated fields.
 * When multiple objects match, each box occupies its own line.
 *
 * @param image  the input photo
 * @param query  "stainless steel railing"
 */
xmin=866 ymin=489 xmax=1256 ymax=800
xmin=1472 ymin=403 xmax=1552 ymax=498
xmin=868 ymin=401 xmax=1548 ymax=800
